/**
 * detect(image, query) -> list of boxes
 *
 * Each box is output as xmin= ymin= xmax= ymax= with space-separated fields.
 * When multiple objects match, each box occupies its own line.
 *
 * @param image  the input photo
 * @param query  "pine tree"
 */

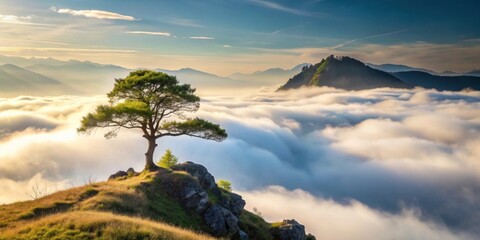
xmin=157 ymin=149 xmax=179 ymax=169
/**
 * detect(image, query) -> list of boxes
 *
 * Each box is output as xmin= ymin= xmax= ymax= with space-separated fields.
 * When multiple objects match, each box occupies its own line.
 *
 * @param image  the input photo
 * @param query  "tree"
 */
xmin=157 ymin=149 xmax=178 ymax=169
xmin=78 ymin=70 xmax=227 ymax=171
xmin=217 ymin=180 xmax=232 ymax=192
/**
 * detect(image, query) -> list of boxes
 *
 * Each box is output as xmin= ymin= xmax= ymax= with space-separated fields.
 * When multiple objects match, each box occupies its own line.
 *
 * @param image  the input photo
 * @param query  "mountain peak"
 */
xmin=278 ymin=55 xmax=412 ymax=91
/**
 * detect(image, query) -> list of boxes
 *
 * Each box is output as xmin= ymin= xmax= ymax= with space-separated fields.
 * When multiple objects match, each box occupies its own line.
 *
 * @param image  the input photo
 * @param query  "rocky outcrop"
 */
xmin=161 ymin=162 xmax=247 ymax=238
xmin=108 ymin=163 xmax=313 ymax=240
xmin=203 ymin=205 xmax=240 ymax=235
xmin=108 ymin=170 xmax=128 ymax=180
xmin=271 ymin=219 xmax=308 ymax=240
xmin=220 ymin=192 xmax=245 ymax=216
xmin=108 ymin=168 xmax=139 ymax=180
xmin=306 ymin=233 xmax=317 ymax=240
xmin=171 ymin=161 xmax=217 ymax=191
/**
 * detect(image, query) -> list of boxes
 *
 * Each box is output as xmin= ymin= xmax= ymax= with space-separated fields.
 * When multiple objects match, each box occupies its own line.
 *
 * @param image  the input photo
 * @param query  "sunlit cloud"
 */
xmin=125 ymin=31 xmax=171 ymax=37
xmin=53 ymin=7 xmax=136 ymax=21
xmin=0 ymin=14 xmax=50 ymax=26
xmin=190 ymin=36 xmax=215 ymax=40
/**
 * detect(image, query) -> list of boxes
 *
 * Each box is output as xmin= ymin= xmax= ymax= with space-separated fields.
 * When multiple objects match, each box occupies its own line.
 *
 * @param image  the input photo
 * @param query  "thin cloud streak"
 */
xmin=0 ymin=38 xmax=70 ymax=46
xmin=168 ymin=18 xmax=205 ymax=28
xmin=0 ymin=14 xmax=52 ymax=26
xmin=248 ymin=0 xmax=324 ymax=17
xmin=331 ymin=29 xmax=409 ymax=50
xmin=0 ymin=47 xmax=137 ymax=53
xmin=126 ymin=31 xmax=171 ymax=37
xmin=190 ymin=36 xmax=215 ymax=40
xmin=54 ymin=8 xmax=136 ymax=21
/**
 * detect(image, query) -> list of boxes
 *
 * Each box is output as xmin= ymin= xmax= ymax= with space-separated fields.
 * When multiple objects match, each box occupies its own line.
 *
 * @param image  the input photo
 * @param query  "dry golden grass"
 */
xmin=0 ymin=211 xmax=217 ymax=240
xmin=0 ymin=170 xmax=210 ymax=239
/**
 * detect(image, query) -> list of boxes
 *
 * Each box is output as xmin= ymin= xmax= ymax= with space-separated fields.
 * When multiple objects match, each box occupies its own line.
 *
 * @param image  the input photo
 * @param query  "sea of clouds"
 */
xmin=0 ymin=87 xmax=479 ymax=239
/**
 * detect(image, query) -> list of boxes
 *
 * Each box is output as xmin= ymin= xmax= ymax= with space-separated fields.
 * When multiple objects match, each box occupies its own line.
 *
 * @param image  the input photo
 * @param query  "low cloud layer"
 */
xmin=0 ymin=87 xmax=479 ymax=238
xmin=240 ymin=186 xmax=476 ymax=240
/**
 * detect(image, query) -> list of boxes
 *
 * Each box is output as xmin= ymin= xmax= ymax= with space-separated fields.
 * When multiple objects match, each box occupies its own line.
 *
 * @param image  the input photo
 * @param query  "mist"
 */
xmin=0 ymin=87 xmax=479 ymax=238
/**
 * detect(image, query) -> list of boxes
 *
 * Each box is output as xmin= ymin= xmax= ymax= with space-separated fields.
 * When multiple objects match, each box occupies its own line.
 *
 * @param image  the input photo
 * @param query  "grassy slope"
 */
xmin=0 ymin=170 xmax=274 ymax=239
xmin=0 ymin=211 xmax=215 ymax=240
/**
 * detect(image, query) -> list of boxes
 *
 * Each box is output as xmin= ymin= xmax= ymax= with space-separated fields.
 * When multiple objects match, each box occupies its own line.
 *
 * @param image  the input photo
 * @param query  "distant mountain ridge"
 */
xmin=367 ymin=63 xmax=438 ymax=75
xmin=230 ymin=63 xmax=309 ymax=85
xmin=279 ymin=55 xmax=411 ymax=91
xmin=393 ymin=71 xmax=480 ymax=91
xmin=0 ymin=64 xmax=80 ymax=97
xmin=1 ymin=54 xmax=480 ymax=95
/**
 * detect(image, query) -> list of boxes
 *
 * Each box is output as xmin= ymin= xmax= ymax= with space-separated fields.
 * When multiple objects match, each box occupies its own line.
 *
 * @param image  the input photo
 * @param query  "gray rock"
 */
xmin=271 ymin=219 xmax=306 ymax=240
xmin=108 ymin=170 xmax=127 ymax=180
xmin=155 ymin=162 xmax=249 ymax=238
xmin=237 ymin=230 xmax=249 ymax=240
xmin=306 ymin=233 xmax=316 ymax=240
xmin=126 ymin=167 xmax=137 ymax=176
xmin=219 ymin=192 xmax=246 ymax=217
xmin=181 ymin=182 xmax=209 ymax=214
xmin=171 ymin=161 xmax=217 ymax=191
xmin=203 ymin=205 xmax=240 ymax=236
xmin=229 ymin=193 xmax=246 ymax=217
xmin=158 ymin=173 xmax=209 ymax=214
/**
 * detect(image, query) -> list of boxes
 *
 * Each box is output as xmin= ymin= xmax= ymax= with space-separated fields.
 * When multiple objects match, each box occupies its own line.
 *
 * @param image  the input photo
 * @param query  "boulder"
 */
xmin=271 ymin=219 xmax=307 ymax=240
xmin=235 ymin=230 xmax=249 ymax=240
xmin=203 ymin=205 xmax=240 ymax=236
xmin=219 ymin=192 xmax=246 ymax=217
xmin=108 ymin=170 xmax=128 ymax=180
xmin=306 ymin=233 xmax=317 ymax=240
xmin=171 ymin=162 xmax=217 ymax=191
xmin=126 ymin=167 xmax=137 ymax=177
xmin=156 ymin=172 xmax=210 ymax=214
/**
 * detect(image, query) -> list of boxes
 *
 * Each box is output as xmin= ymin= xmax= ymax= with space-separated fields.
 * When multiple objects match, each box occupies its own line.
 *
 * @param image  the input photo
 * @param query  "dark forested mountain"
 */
xmin=393 ymin=71 xmax=480 ymax=91
xmin=278 ymin=55 xmax=411 ymax=91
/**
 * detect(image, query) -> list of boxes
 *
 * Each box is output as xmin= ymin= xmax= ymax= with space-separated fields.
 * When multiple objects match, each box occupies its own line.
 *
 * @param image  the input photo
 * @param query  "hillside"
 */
xmin=278 ymin=55 xmax=412 ymax=91
xmin=26 ymin=61 xmax=130 ymax=94
xmin=0 ymin=162 xmax=314 ymax=240
xmin=0 ymin=64 xmax=80 ymax=97
xmin=392 ymin=71 xmax=480 ymax=91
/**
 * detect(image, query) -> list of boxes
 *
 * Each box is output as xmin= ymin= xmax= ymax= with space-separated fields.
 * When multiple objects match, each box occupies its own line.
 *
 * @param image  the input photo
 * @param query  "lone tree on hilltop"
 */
xmin=78 ymin=70 xmax=227 ymax=171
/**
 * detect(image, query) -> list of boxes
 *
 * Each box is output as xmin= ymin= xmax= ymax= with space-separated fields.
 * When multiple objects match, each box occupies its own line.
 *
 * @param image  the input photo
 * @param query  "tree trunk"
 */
xmin=144 ymin=137 xmax=160 ymax=171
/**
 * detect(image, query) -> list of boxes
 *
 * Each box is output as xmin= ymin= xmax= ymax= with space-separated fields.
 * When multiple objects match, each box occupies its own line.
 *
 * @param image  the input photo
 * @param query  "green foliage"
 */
xmin=157 ymin=149 xmax=179 ymax=169
xmin=310 ymin=58 xmax=328 ymax=86
xmin=162 ymin=118 xmax=227 ymax=141
xmin=238 ymin=210 xmax=272 ymax=240
xmin=217 ymin=180 xmax=232 ymax=192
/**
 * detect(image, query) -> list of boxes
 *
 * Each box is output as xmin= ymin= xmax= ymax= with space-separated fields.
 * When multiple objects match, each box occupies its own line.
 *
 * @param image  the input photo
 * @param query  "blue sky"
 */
xmin=0 ymin=0 xmax=479 ymax=75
